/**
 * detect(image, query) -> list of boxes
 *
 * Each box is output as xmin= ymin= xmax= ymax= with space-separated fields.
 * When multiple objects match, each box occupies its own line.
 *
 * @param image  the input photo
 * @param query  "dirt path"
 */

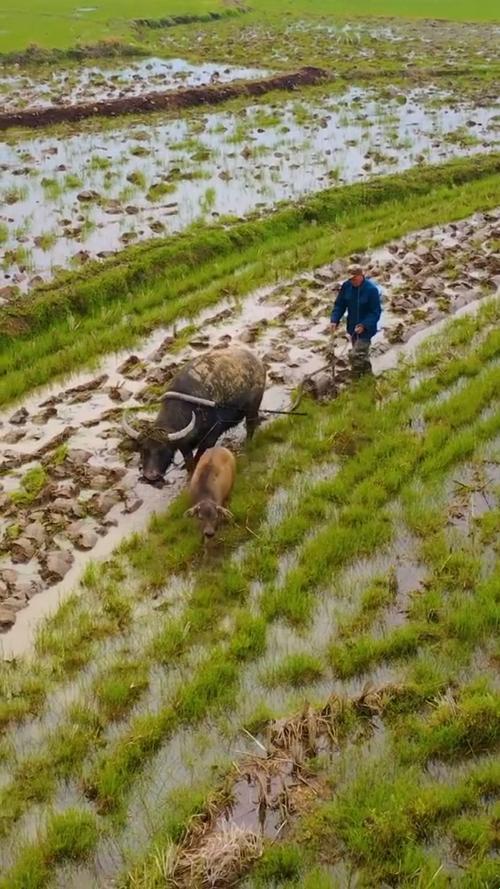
xmin=0 ymin=66 xmax=327 ymax=130
xmin=0 ymin=208 xmax=498 ymax=652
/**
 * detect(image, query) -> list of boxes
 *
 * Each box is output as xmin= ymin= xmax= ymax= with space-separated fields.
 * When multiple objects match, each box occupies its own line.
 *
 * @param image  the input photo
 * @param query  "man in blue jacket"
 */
xmin=330 ymin=264 xmax=382 ymax=377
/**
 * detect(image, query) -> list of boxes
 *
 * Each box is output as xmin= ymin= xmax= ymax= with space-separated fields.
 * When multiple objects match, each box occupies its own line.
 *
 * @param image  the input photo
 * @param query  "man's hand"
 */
xmin=354 ymin=324 xmax=365 ymax=334
xmin=330 ymin=323 xmax=338 ymax=334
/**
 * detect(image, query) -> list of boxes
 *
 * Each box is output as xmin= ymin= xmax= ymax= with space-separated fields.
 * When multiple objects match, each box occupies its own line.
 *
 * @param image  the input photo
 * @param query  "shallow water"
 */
xmin=0 ymin=57 xmax=268 ymax=112
xmin=1 ymin=85 xmax=498 ymax=289
xmin=1 ymin=209 xmax=498 ymax=657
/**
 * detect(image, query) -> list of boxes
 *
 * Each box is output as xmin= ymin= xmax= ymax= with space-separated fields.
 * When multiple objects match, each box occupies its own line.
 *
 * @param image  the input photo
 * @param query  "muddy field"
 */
xmin=1 ymin=208 xmax=498 ymax=646
xmin=1 ymin=83 xmax=498 ymax=291
xmin=0 ymin=57 xmax=269 ymax=113
xmin=0 ymin=7 xmax=499 ymax=888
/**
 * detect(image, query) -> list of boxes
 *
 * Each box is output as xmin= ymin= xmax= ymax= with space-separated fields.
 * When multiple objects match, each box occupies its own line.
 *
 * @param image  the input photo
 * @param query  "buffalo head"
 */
xmin=185 ymin=499 xmax=233 ymax=539
xmin=121 ymin=411 xmax=195 ymax=483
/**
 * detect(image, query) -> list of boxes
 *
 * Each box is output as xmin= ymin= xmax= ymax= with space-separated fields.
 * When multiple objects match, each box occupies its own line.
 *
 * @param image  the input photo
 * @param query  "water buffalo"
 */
xmin=185 ymin=446 xmax=236 ymax=539
xmin=122 ymin=346 xmax=266 ymax=483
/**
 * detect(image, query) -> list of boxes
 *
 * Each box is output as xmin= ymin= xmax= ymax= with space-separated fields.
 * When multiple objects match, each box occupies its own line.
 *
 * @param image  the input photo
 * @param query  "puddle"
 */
xmin=1 ymin=210 xmax=498 ymax=657
xmin=213 ymin=764 xmax=295 ymax=839
xmin=446 ymin=460 xmax=499 ymax=536
xmin=0 ymin=57 xmax=269 ymax=113
xmin=1 ymin=86 xmax=499 ymax=289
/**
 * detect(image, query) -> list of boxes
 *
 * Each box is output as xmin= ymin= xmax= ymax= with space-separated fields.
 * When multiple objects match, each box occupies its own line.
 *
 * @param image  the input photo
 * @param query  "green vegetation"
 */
xmin=9 ymin=465 xmax=47 ymax=505
xmin=1 ymin=299 xmax=498 ymax=889
xmin=263 ymin=652 xmax=325 ymax=688
xmin=0 ymin=809 xmax=98 ymax=889
xmin=1 ymin=0 xmax=499 ymax=55
xmin=0 ymin=4 xmax=499 ymax=879
xmin=1 ymin=154 xmax=499 ymax=406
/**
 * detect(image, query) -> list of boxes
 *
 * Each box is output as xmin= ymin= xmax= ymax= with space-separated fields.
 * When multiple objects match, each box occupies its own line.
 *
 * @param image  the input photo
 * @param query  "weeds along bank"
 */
xmin=0 ymin=300 xmax=498 ymax=887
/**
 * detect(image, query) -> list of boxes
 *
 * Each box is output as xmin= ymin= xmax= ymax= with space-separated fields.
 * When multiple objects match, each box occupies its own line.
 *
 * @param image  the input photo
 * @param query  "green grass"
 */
xmin=0 ymin=809 xmax=98 ymax=889
xmin=0 ymin=286 xmax=498 ymax=884
xmin=302 ymin=756 xmax=500 ymax=886
xmin=263 ymin=652 xmax=325 ymax=688
xmin=9 ymin=465 xmax=47 ymax=505
xmin=0 ymin=0 xmax=499 ymax=55
xmin=93 ymin=657 xmax=149 ymax=720
xmin=1 ymin=154 xmax=499 ymax=407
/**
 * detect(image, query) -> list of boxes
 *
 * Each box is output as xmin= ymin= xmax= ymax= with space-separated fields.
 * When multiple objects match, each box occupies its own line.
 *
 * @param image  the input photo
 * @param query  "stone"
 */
xmin=0 ymin=607 xmax=15 ymax=628
xmin=54 ymin=480 xmax=77 ymax=497
xmin=89 ymin=474 xmax=110 ymax=491
xmin=0 ymin=569 xmax=18 ymax=587
xmin=145 ymin=367 xmax=169 ymax=385
xmin=52 ymin=498 xmax=75 ymax=514
xmin=77 ymin=190 xmax=100 ymax=202
xmin=11 ymin=537 xmax=36 ymax=563
xmin=2 ymin=429 xmax=26 ymax=444
xmin=32 ymin=407 xmax=58 ymax=424
xmin=67 ymin=449 xmax=92 ymax=465
xmin=93 ymin=491 xmax=121 ymax=515
xmin=12 ymin=580 xmax=41 ymax=599
xmin=118 ymin=355 xmax=143 ymax=377
xmin=108 ymin=386 xmax=132 ymax=402
xmin=78 ymin=531 xmax=98 ymax=550
xmin=2 ymin=596 xmax=26 ymax=612
xmin=123 ymin=495 xmax=143 ymax=514
xmin=44 ymin=550 xmax=74 ymax=580
xmin=421 ymin=276 xmax=441 ymax=292
xmin=9 ymin=407 xmax=28 ymax=425
xmin=386 ymin=323 xmax=406 ymax=344
xmin=65 ymin=374 xmax=108 ymax=397
xmin=402 ymin=252 xmax=422 ymax=269
xmin=24 ymin=522 xmax=45 ymax=544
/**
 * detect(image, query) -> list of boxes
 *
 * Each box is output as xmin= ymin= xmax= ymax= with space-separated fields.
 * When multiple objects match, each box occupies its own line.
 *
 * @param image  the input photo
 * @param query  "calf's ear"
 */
xmin=184 ymin=506 xmax=198 ymax=518
xmin=216 ymin=506 xmax=234 ymax=520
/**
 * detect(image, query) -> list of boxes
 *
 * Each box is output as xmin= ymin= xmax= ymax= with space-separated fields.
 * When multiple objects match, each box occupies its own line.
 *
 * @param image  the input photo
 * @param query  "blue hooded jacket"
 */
xmin=331 ymin=276 xmax=382 ymax=340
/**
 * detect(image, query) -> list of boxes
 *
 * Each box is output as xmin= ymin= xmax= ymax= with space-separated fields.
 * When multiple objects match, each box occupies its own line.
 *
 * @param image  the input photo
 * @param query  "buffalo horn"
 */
xmin=121 ymin=411 xmax=141 ymax=441
xmin=166 ymin=411 xmax=196 ymax=442
xmin=162 ymin=391 xmax=216 ymax=408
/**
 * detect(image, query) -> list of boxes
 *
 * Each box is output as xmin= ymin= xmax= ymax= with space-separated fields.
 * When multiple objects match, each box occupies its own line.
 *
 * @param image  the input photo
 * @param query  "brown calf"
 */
xmin=185 ymin=446 xmax=236 ymax=539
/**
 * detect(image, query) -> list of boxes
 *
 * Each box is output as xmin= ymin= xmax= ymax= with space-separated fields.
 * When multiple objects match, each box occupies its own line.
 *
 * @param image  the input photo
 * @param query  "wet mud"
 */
xmin=0 ymin=57 xmax=269 ymax=114
xmin=0 ymin=66 xmax=326 ymax=130
xmin=0 ymin=209 xmax=498 ymax=649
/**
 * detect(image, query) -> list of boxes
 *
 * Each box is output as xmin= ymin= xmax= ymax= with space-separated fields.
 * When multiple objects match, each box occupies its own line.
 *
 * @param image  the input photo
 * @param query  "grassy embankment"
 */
xmin=0 ymin=299 xmax=498 ymax=888
xmin=1 ymin=153 xmax=499 ymax=408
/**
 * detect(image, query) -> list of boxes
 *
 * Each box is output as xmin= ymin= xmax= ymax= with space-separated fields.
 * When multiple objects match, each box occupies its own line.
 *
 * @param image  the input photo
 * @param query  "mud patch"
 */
xmin=0 ymin=66 xmax=326 ymax=130
xmin=0 ymin=56 xmax=268 ymax=114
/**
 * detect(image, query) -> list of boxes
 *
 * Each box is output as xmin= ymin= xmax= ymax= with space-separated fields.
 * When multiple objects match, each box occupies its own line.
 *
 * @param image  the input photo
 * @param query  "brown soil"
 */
xmin=0 ymin=67 xmax=328 ymax=131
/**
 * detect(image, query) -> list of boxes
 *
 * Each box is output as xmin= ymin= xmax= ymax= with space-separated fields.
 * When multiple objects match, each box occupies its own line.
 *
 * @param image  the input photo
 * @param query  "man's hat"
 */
xmin=347 ymin=264 xmax=364 ymax=277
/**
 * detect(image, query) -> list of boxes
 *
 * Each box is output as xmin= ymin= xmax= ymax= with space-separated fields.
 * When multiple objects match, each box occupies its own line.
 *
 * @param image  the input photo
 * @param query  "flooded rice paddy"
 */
xmin=1 ymin=208 xmax=498 ymax=652
xmin=1 ymin=86 xmax=499 ymax=291
xmin=0 ymin=57 xmax=269 ymax=112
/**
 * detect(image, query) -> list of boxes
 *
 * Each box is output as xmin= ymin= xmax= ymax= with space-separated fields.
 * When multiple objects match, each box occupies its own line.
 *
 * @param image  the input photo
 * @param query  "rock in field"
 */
xmin=9 ymin=407 xmax=28 ymax=425
xmin=11 ymin=537 xmax=36 ymax=563
xmin=0 ymin=607 xmax=16 ymax=628
xmin=43 ymin=550 xmax=74 ymax=580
